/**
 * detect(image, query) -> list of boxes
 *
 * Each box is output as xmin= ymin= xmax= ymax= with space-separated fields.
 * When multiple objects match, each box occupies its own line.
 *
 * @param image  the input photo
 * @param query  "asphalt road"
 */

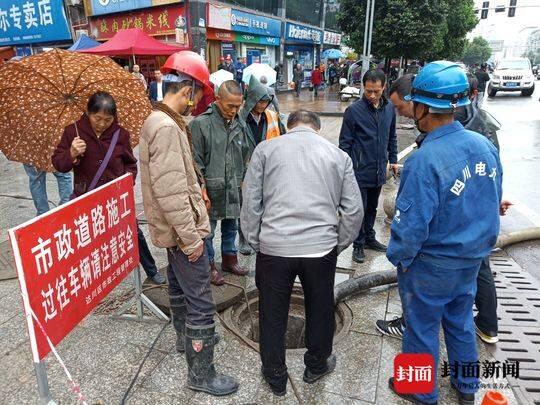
xmin=482 ymin=81 xmax=540 ymax=280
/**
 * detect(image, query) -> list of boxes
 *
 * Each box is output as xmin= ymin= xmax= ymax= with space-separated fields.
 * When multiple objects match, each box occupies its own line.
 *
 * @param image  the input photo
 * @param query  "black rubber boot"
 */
xmin=185 ymin=323 xmax=239 ymax=396
xmin=169 ymin=294 xmax=186 ymax=353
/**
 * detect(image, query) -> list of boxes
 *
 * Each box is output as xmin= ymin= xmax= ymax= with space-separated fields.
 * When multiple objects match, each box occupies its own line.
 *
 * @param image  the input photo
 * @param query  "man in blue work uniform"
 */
xmin=339 ymin=69 xmax=398 ymax=263
xmin=387 ymin=61 xmax=503 ymax=405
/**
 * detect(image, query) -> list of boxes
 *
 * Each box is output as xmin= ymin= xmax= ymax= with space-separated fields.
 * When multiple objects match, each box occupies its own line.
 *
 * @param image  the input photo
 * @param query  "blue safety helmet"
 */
xmin=404 ymin=61 xmax=470 ymax=109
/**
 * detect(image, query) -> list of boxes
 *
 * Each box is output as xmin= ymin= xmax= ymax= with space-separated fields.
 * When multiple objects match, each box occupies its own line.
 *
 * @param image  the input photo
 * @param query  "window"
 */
xmin=481 ymin=1 xmax=489 ymax=19
xmin=508 ymin=0 xmax=517 ymax=17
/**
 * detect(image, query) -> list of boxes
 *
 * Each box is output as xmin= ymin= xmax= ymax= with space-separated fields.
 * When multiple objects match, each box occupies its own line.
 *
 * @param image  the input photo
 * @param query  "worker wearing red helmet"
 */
xmin=139 ymin=51 xmax=239 ymax=397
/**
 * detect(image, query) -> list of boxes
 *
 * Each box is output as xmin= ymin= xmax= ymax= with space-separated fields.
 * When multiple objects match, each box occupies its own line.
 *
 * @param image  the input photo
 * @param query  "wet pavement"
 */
xmin=0 ymin=84 xmax=538 ymax=404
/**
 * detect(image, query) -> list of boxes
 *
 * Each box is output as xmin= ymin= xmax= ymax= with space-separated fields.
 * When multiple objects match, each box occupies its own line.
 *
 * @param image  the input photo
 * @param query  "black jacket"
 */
xmin=339 ymin=96 xmax=397 ymax=187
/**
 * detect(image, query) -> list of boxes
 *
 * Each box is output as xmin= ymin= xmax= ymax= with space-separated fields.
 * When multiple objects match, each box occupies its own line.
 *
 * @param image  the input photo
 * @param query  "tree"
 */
xmin=338 ymin=0 xmax=478 ymax=61
xmin=462 ymin=37 xmax=492 ymax=66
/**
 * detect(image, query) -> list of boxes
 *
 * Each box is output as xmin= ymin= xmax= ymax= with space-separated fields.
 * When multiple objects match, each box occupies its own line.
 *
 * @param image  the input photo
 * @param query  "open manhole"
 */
xmin=222 ymin=285 xmax=353 ymax=351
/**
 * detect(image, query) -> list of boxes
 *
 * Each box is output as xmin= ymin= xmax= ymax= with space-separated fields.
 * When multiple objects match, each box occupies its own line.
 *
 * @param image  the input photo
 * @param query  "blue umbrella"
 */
xmin=321 ymin=49 xmax=345 ymax=59
xmin=67 ymin=35 xmax=101 ymax=51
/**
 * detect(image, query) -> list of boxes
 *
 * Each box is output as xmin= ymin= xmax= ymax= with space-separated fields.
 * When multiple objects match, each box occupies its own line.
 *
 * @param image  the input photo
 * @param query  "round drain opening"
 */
xmin=222 ymin=286 xmax=352 ymax=351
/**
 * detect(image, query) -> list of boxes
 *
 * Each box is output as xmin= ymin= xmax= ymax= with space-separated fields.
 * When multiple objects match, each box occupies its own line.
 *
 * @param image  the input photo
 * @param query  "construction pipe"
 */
xmin=334 ymin=227 xmax=540 ymax=304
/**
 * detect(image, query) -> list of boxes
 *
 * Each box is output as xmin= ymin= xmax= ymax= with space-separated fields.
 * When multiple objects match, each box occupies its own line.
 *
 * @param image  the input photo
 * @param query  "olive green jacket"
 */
xmin=190 ymin=103 xmax=254 ymax=220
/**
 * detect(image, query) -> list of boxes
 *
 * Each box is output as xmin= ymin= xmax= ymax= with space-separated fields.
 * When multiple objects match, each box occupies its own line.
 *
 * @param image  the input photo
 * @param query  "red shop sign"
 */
xmin=9 ymin=174 xmax=139 ymax=361
xmin=89 ymin=4 xmax=185 ymax=40
xmin=206 ymin=28 xmax=234 ymax=42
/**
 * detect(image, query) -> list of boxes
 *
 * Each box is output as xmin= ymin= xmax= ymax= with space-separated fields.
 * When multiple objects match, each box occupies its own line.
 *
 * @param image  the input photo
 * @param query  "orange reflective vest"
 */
xmin=264 ymin=109 xmax=281 ymax=140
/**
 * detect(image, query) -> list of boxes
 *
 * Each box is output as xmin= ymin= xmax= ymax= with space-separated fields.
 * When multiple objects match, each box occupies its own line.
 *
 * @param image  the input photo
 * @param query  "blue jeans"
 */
xmin=398 ymin=258 xmax=480 ymax=403
xmin=137 ymin=224 xmax=158 ymax=278
xmin=23 ymin=164 xmax=72 ymax=216
xmin=205 ymin=219 xmax=238 ymax=263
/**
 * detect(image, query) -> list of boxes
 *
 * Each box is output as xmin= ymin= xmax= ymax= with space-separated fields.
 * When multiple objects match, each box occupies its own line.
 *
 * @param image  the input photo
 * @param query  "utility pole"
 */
xmin=361 ymin=0 xmax=376 ymax=82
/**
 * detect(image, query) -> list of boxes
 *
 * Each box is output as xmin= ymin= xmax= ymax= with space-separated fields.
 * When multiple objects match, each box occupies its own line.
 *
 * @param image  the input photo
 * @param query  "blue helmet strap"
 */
xmin=413 ymin=102 xmax=430 ymax=129
xmin=411 ymin=87 xmax=469 ymax=107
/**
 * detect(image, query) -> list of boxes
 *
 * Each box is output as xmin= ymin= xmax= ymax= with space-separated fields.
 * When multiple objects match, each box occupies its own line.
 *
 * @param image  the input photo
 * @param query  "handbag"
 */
xmin=70 ymin=123 xmax=121 ymax=199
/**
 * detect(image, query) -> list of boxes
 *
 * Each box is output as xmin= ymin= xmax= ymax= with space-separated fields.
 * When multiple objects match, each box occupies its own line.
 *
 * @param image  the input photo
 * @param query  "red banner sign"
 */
xmin=88 ymin=4 xmax=185 ymax=40
xmin=207 ymin=28 xmax=235 ymax=42
xmin=9 ymin=174 xmax=139 ymax=361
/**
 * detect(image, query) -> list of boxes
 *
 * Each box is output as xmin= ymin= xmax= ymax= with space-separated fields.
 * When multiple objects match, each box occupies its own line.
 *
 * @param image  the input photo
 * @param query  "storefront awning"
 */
xmin=79 ymin=28 xmax=186 ymax=56
xmin=0 ymin=47 xmax=15 ymax=60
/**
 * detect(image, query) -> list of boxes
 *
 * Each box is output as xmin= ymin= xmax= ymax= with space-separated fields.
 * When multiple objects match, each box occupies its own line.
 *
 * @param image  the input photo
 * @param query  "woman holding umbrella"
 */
xmin=51 ymin=91 xmax=166 ymax=285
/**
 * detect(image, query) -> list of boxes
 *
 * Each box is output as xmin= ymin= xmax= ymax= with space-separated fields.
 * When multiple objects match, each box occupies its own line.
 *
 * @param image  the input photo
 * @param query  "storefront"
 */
xmin=206 ymin=4 xmax=280 ymax=73
xmin=87 ymin=4 xmax=186 ymax=79
xmin=0 ymin=0 xmax=72 ymax=52
xmin=284 ymin=22 xmax=323 ymax=84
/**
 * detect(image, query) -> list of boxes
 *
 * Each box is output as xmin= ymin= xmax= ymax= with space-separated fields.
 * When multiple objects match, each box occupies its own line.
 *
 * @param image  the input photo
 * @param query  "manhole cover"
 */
xmin=222 ymin=286 xmax=352 ymax=351
xmin=142 ymin=264 xmax=246 ymax=314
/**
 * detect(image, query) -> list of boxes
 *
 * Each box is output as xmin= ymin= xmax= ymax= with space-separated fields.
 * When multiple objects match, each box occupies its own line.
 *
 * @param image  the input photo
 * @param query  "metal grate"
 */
xmin=0 ymin=239 xmax=17 ymax=281
xmin=485 ymin=255 xmax=540 ymax=405
xmin=502 ymin=75 xmax=523 ymax=80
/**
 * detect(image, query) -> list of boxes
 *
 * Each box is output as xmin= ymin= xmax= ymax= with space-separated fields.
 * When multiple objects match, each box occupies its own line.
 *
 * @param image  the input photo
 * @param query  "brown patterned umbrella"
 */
xmin=0 ymin=48 xmax=151 ymax=172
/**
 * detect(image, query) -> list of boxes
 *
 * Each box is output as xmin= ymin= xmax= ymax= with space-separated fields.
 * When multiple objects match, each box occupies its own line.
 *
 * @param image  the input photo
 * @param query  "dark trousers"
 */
xmin=294 ymin=81 xmax=301 ymax=96
xmin=167 ymin=246 xmax=216 ymax=325
xmin=474 ymin=257 xmax=498 ymax=333
xmin=354 ymin=186 xmax=382 ymax=247
xmin=137 ymin=224 xmax=158 ymax=278
xmin=255 ymin=248 xmax=337 ymax=391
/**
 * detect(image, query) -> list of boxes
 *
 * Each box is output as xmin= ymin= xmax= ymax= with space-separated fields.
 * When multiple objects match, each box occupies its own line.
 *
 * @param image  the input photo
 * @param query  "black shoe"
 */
xmin=352 ymin=247 xmax=365 ymax=263
xmin=474 ymin=317 xmax=498 ymax=344
xmin=365 ymin=239 xmax=387 ymax=252
xmin=388 ymin=377 xmax=438 ymax=404
xmin=185 ymin=323 xmax=239 ymax=396
xmin=261 ymin=366 xmax=287 ymax=396
xmin=303 ymin=354 xmax=336 ymax=383
xmin=451 ymin=382 xmax=475 ymax=405
xmin=376 ymin=317 xmax=405 ymax=339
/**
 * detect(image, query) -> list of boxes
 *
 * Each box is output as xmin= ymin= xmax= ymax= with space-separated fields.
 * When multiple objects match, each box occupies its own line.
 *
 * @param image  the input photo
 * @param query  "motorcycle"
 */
xmin=339 ymin=78 xmax=361 ymax=102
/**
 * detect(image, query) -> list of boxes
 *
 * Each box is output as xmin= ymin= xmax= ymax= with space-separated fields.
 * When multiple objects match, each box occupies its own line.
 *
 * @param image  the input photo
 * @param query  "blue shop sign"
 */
xmin=230 ymin=9 xmax=280 ymax=37
xmin=259 ymin=36 xmax=280 ymax=46
xmin=285 ymin=22 xmax=322 ymax=44
xmin=90 ymin=0 xmax=152 ymax=17
xmin=0 ymin=0 xmax=72 ymax=46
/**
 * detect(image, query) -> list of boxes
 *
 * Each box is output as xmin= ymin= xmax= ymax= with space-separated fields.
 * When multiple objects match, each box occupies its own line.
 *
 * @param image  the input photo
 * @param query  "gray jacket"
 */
xmin=240 ymin=126 xmax=363 ymax=256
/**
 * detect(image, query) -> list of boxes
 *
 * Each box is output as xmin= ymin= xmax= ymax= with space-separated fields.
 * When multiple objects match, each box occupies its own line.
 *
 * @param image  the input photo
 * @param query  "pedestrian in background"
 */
xmin=474 ymin=62 xmax=490 ymax=108
xmin=241 ymin=110 xmax=363 ymax=397
xmin=311 ymin=65 xmax=323 ymax=97
xmin=138 ymin=54 xmax=239 ymax=396
xmin=149 ymin=69 xmax=164 ymax=103
xmin=22 ymin=164 xmax=72 ymax=216
xmin=386 ymin=61 xmax=503 ymax=405
xmin=292 ymin=63 xmax=304 ymax=97
xmin=52 ymin=91 xmax=165 ymax=285
xmin=339 ymin=69 xmax=398 ymax=264
xmin=132 ymin=64 xmax=147 ymax=90
xmin=190 ymin=80 xmax=251 ymax=285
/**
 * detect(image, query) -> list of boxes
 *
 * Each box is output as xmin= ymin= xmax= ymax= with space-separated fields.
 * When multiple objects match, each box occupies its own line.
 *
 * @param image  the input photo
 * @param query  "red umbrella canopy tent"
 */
xmin=79 ymin=28 xmax=186 ymax=56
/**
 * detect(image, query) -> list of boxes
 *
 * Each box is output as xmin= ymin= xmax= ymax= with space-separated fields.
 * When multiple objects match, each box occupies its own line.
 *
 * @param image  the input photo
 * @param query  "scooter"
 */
xmin=339 ymin=78 xmax=361 ymax=102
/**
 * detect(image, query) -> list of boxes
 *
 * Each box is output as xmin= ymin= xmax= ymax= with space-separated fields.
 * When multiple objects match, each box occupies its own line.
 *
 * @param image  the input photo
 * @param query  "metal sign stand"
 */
xmin=115 ymin=266 xmax=169 ymax=323
xmin=34 ymin=361 xmax=55 ymax=405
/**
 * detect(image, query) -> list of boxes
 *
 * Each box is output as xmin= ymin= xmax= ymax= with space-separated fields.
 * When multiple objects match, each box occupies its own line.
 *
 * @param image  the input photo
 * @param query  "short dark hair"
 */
xmin=87 ymin=91 xmax=117 ymax=117
xmin=388 ymin=74 xmax=414 ymax=99
xmin=287 ymin=110 xmax=321 ymax=131
xmin=163 ymin=80 xmax=193 ymax=96
xmin=467 ymin=74 xmax=478 ymax=91
xmin=219 ymin=80 xmax=243 ymax=96
xmin=362 ymin=69 xmax=386 ymax=87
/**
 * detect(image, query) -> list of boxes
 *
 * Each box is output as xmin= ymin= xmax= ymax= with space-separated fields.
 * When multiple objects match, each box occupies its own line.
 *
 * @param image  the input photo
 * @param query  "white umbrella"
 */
xmin=209 ymin=69 xmax=234 ymax=89
xmin=242 ymin=63 xmax=277 ymax=86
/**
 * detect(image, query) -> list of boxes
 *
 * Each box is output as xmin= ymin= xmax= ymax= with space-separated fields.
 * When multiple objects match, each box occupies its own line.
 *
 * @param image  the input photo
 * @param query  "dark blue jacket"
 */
xmin=387 ymin=121 xmax=503 ymax=269
xmin=339 ymin=96 xmax=397 ymax=187
xmin=148 ymin=81 xmax=162 ymax=102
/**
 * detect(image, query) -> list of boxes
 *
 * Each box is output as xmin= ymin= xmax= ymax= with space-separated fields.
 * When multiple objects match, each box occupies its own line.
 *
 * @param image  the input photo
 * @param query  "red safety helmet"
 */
xmin=225 ymin=54 xmax=232 ymax=61
xmin=161 ymin=50 xmax=213 ymax=98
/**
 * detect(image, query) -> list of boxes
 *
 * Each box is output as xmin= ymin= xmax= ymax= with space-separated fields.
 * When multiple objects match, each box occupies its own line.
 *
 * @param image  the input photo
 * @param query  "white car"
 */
xmin=488 ymin=58 xmax=535 ymax=97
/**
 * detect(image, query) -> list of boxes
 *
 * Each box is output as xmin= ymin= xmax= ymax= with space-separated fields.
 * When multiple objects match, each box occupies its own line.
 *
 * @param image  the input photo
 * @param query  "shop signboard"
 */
xmin=208 ymin=3 xmax=231 ymax=30
xmin=88 ymin=0 xmax=178 ymax=17
xmin=285 ymin=23 xmax=322 ymax=44
xmin=0 ymin=0 xmax=72 ymax=46
xmin=88 ymin=4 xmax=184 ymax=40
xmin=230 ymin=9 xmax=280 ymax=37
xmin=207 ymin=29 xmax=279 ymax=46
xmin=324 ymin=31 xmax=342 ymax=46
